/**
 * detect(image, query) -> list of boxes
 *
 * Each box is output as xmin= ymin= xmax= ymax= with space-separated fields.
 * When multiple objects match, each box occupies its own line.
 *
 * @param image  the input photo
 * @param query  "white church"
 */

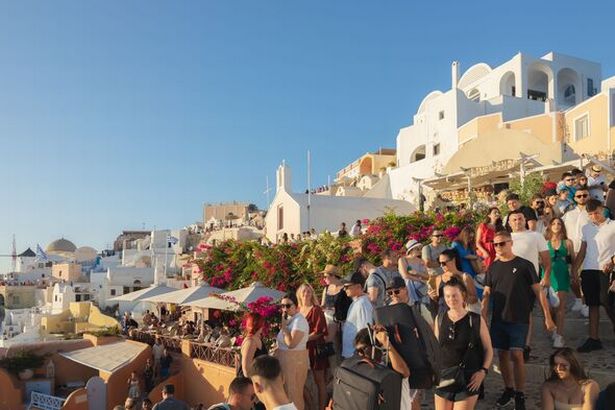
xmin=265 ymin=161 xmax=414 ymax=243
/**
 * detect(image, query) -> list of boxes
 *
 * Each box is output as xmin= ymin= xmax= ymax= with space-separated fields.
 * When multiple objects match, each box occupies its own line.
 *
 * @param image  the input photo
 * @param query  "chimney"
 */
xmin=451 ymin=61 xmax=460 ymax=89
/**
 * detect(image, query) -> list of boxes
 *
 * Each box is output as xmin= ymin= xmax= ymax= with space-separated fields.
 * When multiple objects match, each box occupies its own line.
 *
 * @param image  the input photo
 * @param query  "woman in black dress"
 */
xmin=434 ymin=276 xmax=493 ymax=410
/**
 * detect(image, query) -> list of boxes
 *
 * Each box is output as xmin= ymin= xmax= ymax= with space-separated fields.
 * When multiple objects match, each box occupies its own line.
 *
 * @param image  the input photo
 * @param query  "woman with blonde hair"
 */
xmin=297 ymin=283 xmax=329 ymax=410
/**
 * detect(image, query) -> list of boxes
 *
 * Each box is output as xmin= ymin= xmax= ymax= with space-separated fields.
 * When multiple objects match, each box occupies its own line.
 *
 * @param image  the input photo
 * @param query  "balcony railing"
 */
xmin=28 ymin=391 xmax=65 ymax=410
xmin=189 ymin=341 xmax=238 ymax=368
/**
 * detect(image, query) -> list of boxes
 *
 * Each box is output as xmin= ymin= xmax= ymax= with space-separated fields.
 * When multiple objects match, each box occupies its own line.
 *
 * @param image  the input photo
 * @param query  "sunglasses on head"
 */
xmin=493 ymin=240 xmax=510 ymax=247
xmin=575 ymin=194 xmax=588 ymax=199
xmin=386 ymin=288 xmax=403 ymax=296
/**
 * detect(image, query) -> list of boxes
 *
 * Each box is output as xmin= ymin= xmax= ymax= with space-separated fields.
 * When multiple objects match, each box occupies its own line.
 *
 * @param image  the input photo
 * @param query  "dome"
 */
xmin=74 ymin=246 xmax=98 ymax=262
xmin=46 ymin=238 xmax=77 ymax=254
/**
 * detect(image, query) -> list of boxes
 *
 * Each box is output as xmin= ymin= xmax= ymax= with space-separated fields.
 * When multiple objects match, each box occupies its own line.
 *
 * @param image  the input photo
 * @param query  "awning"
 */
xmin=443 ymin=129 xmax=567 ymax=175
xmin=141 ymin=282 xmax=224 ymax=304
xmin=108 ymin=284 xmax=177 ymax=302
xmin=60 ymin=341 xmax=147 ymax=373
xmin=185 ymin=282 xmax=285 ymax=311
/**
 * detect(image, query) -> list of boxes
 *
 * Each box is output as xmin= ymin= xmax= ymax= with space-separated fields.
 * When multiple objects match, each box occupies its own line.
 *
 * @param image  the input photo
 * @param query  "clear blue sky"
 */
xmin=1 ymin=1 xmax=614 ymax=269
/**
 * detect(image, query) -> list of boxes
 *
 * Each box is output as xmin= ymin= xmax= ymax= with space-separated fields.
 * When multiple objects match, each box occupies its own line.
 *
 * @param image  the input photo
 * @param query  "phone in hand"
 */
xmin=283 ymin=313 xmax=288 ymax=320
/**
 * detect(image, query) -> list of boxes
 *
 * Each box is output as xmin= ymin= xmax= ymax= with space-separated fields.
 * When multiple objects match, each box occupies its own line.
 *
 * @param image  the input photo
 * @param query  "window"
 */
xmin=58 ymin=270 xmax=62 ymax=277
xmin=75 ymin=295 xmax=82 ymax=302
xmin=54 ymin=295 xmax=58 ymax=302
xmin=277 ymin=206 xmax=284 ymax=231
xmin=575 ymin=114 xmax=589 ymax=140
xmin=110 ymin=289 xmax=116 ymax=296
xmin=433 ymin=143 xmax=441 ymax=156
xmin=438 ymin=111 xmax=445 ymax=120
xmin=84 ymin=294 xmax=90 ymax=301
xmin=588 ymin=79 xmax=596 ymax=96
xmin=12 ymin=295 xmax=20 ymax=305
xmin=123 ymin=286 xmax=130 ymax=294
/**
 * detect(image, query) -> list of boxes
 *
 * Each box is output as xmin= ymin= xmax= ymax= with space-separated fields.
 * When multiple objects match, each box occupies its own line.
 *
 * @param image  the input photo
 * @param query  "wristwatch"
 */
xmin=480 ymin=367 xmax=489 ymax=374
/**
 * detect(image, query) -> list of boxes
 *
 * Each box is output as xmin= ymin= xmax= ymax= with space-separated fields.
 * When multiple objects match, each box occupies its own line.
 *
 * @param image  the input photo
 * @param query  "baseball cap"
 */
xmin=342 ymin=271 xmax=365 ymax=288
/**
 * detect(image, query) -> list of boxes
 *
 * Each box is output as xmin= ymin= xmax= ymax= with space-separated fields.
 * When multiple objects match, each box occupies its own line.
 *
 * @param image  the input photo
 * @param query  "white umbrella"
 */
xmin=141 ymin=282 xmax=224 ymax=305
xmin=108 ymin=284 xmax=177 ymax=303
xmin=185 ymin=282 xmax=285 ymax=311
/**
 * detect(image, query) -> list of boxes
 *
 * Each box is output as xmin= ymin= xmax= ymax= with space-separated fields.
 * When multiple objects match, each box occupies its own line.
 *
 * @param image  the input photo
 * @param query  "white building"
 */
xmin=265 ymin=162 xmax=414 ymax=243
xmin=389 ymin=51 xmax=602 ymax=203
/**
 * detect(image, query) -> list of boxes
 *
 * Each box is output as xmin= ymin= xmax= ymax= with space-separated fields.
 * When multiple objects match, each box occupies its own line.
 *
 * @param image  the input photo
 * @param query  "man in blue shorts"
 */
xmin=481 ymin=230 xmax=555 ymax=410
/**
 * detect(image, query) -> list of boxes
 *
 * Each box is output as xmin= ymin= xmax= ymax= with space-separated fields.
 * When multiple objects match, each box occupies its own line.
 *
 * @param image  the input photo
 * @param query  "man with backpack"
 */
xmin=375 ymin=277 xmax=442 ymax=409
xmin=330 ymin=325 xmax=408 ymax=410
xmin=354 ymin=252 xmax=401 ymax=308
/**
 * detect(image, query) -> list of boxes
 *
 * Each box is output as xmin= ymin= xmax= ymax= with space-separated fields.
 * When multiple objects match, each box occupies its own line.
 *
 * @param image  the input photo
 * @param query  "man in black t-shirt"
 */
xmin=481 ymin=230 xmax=555 ymax=410
xmin=503 ymin=193 xmax=538 ymax=231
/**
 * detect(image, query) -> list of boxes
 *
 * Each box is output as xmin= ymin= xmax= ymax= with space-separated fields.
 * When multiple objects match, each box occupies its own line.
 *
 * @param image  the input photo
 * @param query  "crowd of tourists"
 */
xmin=122 ymin=166 xmax=615 ymax=409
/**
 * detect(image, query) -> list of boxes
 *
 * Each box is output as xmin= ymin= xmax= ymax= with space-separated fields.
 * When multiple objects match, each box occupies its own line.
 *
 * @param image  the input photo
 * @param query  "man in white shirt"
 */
xmin=572 ymin=199 xmax=615 ymax=353
xmin=508 ymin=210 xmax=551 ymax=285
xmin=341 ymin=271 xmax=374 ymax=358
xmin=562 ymin=187 xmax=593 ymax=314
xmin=250 ymin=356 xmax=298 ymax=410
xmin=508 ymin=210 xmax=551 ymax=357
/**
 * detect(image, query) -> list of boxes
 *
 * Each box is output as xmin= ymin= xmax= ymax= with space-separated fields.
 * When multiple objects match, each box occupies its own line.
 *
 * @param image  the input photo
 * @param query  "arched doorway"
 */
xmin=499 ymin=71 xmax=516 ymax=96
xmin=557 ymin=68 xmax=580 ymax=108
xmin=410 ymin=145 xmax=426 ymax=163
xmin=527 ymin=64 xmax=553 ymax=101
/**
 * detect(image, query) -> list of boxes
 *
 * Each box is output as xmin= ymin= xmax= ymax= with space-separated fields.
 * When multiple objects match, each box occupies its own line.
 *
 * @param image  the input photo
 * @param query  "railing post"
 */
xmin=181 ymin=339 xmax=192 ymax=357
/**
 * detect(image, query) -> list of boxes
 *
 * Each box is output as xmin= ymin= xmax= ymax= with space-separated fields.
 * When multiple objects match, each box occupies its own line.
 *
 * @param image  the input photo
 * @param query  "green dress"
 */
xmin=547 ymin=240 xmax=571 ymax=292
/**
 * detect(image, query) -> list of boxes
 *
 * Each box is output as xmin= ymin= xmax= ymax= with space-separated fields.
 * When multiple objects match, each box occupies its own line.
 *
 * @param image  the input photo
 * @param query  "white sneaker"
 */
xmin=580 ymin=305 xmax=590 ymax=318
xmin=571 ymin=298 xmax=584 ymax=312
xmin=553 ymin=334 xmax=565 ymax=348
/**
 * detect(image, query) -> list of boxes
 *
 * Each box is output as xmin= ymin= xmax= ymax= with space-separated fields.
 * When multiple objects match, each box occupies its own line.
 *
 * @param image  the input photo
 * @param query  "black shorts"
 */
xmin=581 ymin=270 xmax=610 ymax=307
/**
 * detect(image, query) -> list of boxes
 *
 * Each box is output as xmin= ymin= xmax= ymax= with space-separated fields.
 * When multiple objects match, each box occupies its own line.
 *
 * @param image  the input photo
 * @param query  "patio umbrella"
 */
xmin=108 ymin=284 xmax=177 ymax=303
xmin=141 ymin=282 xmax=224 ymax=305
xmin=185 ymin=282 xmax=285 ymax=311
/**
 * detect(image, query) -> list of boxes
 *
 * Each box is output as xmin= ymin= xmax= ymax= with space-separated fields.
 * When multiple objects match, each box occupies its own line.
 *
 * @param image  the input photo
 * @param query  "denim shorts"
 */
xmin=490 ymin=320 xmax=529 ymax=351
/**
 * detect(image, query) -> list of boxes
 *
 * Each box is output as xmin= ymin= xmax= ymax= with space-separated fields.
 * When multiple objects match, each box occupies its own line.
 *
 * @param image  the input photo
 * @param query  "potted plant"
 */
xmin=0 ymin=350 xmax=47 ymax=380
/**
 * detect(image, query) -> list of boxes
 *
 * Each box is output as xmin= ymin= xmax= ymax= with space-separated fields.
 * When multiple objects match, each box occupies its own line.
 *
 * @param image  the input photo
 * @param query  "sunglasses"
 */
xmin=433 ymin=234 xmax=444 ymax=237
xmin=575 ymin=194 xmax=588 ymax=199
xmin=386 ymin=288 xmax=403 ymax=296
xmin=493 ymin=240 xmax=511 ymax=248
xmin=439 ymin=260 xmax=451 ymax=266
xmin=448 ymin=325 xmax=456 ymax=341
xmin=279 ymin=303 xmax=294 ymax=309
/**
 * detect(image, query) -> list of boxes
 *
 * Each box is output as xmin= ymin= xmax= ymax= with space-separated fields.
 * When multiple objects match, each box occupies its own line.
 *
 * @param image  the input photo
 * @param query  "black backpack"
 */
xmin=375 ymin=303 xmax=442 ymax=389
xmin=332 ymin=355 xmax=402 ymax=410
xmin=333 ymin=290 xmax=353 ymax=322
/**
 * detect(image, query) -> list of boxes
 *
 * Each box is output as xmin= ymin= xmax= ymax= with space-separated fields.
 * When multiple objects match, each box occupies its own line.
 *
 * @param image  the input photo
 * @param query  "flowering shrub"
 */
xmin=193 ymin=211 xmax=484 ymax=295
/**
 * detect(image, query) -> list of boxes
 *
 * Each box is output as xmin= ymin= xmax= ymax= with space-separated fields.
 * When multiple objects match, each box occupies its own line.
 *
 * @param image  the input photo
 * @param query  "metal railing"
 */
xmin=28 ymin=391 xmax=65 ymax=410
xmin=189 ymin=341 xmax=238 ymax=368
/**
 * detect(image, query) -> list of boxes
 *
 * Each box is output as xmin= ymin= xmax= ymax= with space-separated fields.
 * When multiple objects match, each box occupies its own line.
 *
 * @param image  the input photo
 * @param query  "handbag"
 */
xmin=315 ymin=341 xmax=335 ymax=359
xmin=436 ymin=314 xmax=477 ymax=391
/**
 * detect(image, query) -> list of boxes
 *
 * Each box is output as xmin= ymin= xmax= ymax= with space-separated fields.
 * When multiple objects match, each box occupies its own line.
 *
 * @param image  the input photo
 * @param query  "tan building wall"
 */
xmin=0 ymin=368 xmax=23 ymax=410
xmin=565 ymin=94 xmax=610 ymax=155
xmin=336 ymin=150 xmax=396 ymax=182
xmin=0 ymin=285 xmax=37 ymax=309
xmin=204 ymin=202 xmax=249 ymax=225
xmin=52 ymin=262 xmax=82 ymax=282
xmin=103 ymin=341 xmax=151 ymax=409
xmin=457 ymin=113 xmax=501 ymax=145
xmin=506 ymin=113 xmax=561 ymax=145
xmin=62 ymin=387 xmax=89 ymax=410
